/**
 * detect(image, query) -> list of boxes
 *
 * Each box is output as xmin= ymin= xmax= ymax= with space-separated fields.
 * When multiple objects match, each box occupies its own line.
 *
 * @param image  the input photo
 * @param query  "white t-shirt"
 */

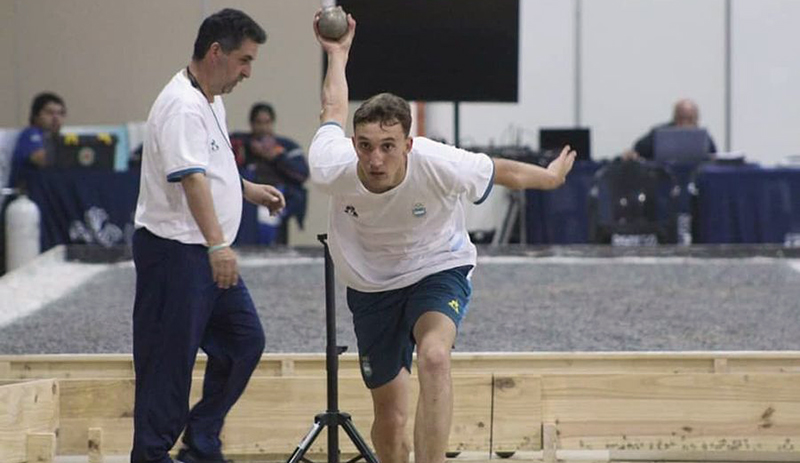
xmin=134 ymin=69 xmax=242 ymax=245
xmin=309 ymin=122 xmax=495 ymax=292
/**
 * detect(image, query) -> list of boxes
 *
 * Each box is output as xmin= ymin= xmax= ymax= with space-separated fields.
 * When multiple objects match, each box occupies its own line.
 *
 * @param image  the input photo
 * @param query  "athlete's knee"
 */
xmin=373 ymin=405 xmax=408 ymax=439
xmin=417 ymin=342 xmax=451 ymax=377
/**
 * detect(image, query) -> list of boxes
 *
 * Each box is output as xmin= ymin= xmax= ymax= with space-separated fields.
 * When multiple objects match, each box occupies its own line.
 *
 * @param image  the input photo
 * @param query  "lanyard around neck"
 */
xmin=185 ymin=66 xmax=232 ymax=152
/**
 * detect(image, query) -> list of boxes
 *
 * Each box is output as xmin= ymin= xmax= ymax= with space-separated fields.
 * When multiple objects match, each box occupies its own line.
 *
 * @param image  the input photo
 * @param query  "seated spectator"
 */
xmin=231 ymin=103 xmax=309 ymax=245
xmin=9 ymin=92 xmax=67 ymax=190
xmin=623 ymin=98 xmax=717 ymax=161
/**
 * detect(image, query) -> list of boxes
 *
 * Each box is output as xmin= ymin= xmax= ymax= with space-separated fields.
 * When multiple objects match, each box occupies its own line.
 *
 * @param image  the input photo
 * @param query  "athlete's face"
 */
xmin=352 ymin=122 xmax=412 ymax=194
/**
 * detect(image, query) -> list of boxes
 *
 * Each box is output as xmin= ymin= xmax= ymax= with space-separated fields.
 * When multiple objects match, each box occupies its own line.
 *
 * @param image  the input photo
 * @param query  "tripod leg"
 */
xmin=340 ymin=416 xmax=380 ymax=463
xmin=287 ymin=421 xmax=326 ymax=463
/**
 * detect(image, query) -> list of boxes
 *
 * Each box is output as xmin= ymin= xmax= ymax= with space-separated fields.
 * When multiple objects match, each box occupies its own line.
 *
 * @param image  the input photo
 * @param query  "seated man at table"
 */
xmin=9 ymin=92 xmax=67 ymax=190
xmin=623 ymin=98 xmax=717 ymax=161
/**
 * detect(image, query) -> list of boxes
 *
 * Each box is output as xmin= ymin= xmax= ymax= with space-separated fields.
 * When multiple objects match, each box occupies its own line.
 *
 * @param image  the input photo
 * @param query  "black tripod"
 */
xmin=286 ymin=234 xmax=379 ymax=463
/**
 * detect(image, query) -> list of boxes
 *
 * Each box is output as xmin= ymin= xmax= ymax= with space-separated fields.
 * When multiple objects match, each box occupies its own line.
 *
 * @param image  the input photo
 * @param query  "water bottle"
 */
xmin=5 ymin=194 xmax=41 ymax=271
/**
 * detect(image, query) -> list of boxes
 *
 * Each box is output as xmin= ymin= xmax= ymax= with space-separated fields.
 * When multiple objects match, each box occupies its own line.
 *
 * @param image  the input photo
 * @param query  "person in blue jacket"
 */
xmin=9 ymin=92 xmax=66 ymax=190
xmin=231 ymin=102 xmax=309 ymax=245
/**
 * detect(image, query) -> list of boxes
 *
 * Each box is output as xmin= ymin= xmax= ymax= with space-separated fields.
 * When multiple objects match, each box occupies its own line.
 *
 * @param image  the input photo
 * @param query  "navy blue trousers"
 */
xmin=130 ymin=228 xmax=265 ymax=463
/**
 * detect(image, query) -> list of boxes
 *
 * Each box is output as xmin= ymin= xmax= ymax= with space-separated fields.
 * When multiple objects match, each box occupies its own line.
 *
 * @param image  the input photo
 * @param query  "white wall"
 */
xmin=581 ymin=0 xmax=726 ymax=159
xmin=427 ymin=0 xmax=797 ymax=166
xmin=0 ymin=1 xmax=17 ymax=127
xmin=731 ymin=0 xmax=800 ymax=165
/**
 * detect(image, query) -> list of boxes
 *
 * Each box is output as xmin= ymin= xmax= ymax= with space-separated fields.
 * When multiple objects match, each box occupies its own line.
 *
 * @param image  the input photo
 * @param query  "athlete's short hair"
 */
xmin=353 ymin=93 xmax=412 ymax=137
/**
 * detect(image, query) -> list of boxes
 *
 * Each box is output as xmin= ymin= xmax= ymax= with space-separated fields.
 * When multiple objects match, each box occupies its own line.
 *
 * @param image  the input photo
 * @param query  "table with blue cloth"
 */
xmin=525 ymin=161 xmax=603 ymax=244
xmin=19 ymin=164 xmax=800 ymax=250
xmin=693 ymin=164 xmax=800 ymax=244
xmin=25 ymin=169 xmax=260 ymax=251
xmin=524 ymin=161 xmax=800 ymax=245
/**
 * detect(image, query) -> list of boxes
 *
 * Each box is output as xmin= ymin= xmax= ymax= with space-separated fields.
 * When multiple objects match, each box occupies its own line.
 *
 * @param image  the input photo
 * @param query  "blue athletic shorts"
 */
xmin=346 ymin=265 xmax=473 ymax=389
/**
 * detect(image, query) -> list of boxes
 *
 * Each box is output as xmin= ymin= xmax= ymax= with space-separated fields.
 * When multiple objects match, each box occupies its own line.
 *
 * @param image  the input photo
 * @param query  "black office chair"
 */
xmin=588 ymin=159 xmax=680 ymax=245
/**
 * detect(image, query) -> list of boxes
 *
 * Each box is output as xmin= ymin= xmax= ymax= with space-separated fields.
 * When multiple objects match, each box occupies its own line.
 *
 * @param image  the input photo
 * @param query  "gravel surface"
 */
xmin=1 ymin=256 xmax=799 ymax=354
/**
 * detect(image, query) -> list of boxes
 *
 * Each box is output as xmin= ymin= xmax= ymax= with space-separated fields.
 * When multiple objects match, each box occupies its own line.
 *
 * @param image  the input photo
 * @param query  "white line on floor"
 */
xmin=0 ymin=246 xmax=109 ymax=328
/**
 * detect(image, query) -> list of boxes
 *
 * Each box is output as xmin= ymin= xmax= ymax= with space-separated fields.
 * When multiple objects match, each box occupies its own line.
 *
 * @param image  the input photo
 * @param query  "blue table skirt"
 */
xmin=21 ymin=164 xmax=800 ymax=250
xmin=26 ymin=169 xmax=258 ymax=250
xmin=524 ymin=162 xmax=800 ymax=245
xmin=525 ymin=162 xmax=602 ymax=244
xmin=694 ymin=165 xmax=800 ymax=244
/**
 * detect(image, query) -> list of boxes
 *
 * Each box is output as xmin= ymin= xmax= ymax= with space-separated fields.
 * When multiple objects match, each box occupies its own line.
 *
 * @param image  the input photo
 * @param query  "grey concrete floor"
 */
xmin=1 ymin=253 xmax=799 ymax=354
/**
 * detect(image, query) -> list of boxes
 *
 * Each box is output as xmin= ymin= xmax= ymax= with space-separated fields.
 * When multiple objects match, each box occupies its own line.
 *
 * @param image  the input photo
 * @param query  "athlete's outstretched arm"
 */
xmin=493 ymin=145 xmax=577 ymax=190
xmin=314 ymin=11 xmax=356 ymax=128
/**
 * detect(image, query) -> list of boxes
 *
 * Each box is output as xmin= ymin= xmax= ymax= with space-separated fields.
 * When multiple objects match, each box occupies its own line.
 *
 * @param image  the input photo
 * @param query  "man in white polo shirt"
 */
xmin=131 ymin=9 xmax=284 ymax=463
xmin=310 ymin=12 xmax=576 ymax=463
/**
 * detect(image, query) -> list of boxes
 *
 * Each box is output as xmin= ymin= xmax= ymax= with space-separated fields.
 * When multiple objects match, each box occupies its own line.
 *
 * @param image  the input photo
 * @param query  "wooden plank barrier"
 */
xmin=4 ymin=355 xmax=800 ymax=461
xmin=88 ymin=427 xmax=104 ymax=463
xmin=57 ymin=378 xmax=136 ymax=456
xmin=0 ymin=379 xmax=59 ymax=463
xmin=543 ymin=373 xmax=800 ymax=461
xmin=4 ymin=351 xmax=800 ymax=381
xmin=57 ymin=374 xmax=492 ymax=457
xmin=26 ymin=432 xmax=56 ymax=463
xmin=491 ymin=375 xmax=542 ymax=453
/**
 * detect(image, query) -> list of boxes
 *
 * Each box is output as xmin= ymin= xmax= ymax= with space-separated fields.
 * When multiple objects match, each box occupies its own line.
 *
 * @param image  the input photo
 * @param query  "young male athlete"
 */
xmin=309 ymin=12 xmax=576 ymax=463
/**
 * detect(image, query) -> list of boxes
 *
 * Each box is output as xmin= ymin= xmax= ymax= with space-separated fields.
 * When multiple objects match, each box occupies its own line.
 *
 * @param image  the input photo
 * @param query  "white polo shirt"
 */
xmin=309 ymin=122 xmax=495 ymax=292
xmin=134 ymin=69 xmax=242 ymax=245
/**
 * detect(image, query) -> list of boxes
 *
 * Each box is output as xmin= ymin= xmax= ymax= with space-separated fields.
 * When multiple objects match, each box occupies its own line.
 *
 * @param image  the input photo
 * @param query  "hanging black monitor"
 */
xmin=334 ymin=0 xmax=519 ymax=102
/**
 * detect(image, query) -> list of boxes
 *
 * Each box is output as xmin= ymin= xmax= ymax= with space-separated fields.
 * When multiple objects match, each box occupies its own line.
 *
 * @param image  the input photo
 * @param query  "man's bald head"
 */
xmin=672 ymin=99 xmax=699 ymax=127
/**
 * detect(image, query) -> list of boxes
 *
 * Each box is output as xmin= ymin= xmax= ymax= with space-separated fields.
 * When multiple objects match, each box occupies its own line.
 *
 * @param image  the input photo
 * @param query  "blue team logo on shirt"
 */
xmin=210 ymin=139 xmax=219 ymax=152
xmin=412 ymin=203 xmax=426 ymax=217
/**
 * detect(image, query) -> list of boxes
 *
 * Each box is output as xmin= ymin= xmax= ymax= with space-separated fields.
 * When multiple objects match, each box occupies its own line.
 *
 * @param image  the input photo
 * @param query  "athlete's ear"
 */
xmin=405 ymin=137 xmax=413 ymax=154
